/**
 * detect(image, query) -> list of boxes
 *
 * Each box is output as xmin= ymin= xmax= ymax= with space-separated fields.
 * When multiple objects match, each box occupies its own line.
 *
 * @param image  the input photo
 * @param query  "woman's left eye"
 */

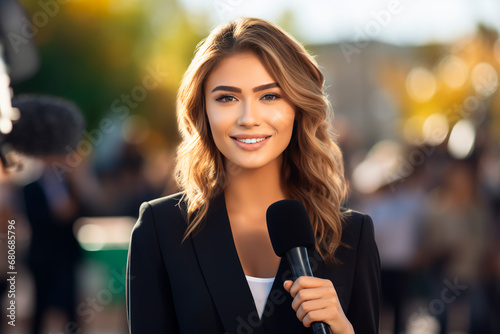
xmin=261 ymin=93 xmax=281 ymax=101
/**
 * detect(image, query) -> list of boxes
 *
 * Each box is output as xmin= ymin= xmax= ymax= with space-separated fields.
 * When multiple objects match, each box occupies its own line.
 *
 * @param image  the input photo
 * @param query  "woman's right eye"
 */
xmin=215 ymin=95 xmax=237 ymax=103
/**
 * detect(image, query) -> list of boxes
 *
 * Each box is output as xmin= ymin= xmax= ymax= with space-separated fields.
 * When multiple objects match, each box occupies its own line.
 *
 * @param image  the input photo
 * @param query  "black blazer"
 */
xmin=126 ymin=191 xmax=381 ymax=333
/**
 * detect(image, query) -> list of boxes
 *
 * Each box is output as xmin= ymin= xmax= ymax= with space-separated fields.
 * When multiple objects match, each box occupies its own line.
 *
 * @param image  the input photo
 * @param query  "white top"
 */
xmin=245 ymin=275 xmax=275 ymax=319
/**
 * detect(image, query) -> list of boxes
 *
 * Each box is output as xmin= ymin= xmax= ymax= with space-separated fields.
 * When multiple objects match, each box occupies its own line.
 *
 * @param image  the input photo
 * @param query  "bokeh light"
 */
xmin=422 ymin=113 xmax=449 ymax=146
xmin=74 ymin=217 xmax=135 ymax=251
xmin=76 ymin=223 xmax=107 ymax=251
xmin=406 ymin=67 xmax=436 ymax=102
xmin=447 ymin=119 xmax=476 ymax=159
xmin=471 ymin=62 xmax=498 ymax=97
xmin=437 ymin=56 xmax=468 ymax=89
xmin=352 ymin=140 xmax=403 ymax=194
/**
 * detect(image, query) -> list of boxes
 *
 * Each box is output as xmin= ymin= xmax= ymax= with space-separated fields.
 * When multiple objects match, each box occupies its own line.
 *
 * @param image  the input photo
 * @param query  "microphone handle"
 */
xmin=286 ymin=247 xmax=332 ymax=334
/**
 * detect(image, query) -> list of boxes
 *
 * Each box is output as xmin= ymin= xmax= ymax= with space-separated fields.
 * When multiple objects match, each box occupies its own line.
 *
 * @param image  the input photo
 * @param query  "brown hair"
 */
xmin=174 ymin=17 xmax=348 ymax=262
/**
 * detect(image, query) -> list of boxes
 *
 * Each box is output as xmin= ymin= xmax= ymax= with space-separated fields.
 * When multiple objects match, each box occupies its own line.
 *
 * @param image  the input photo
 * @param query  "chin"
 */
xmin=232 ymin=157 xmax=278 ymax=171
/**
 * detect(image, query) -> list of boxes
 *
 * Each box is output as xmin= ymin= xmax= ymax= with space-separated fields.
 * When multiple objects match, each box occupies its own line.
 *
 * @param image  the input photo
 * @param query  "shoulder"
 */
xmin=341 ymin=209 xmax=375 ymax=244
xmin=143 ymin=190 xmax=186 ymax=210
xmin=138 ymin=191 xmax=187 ymax=222
xmin=132 ymin=191 xmax=188 ymax=239
xmin=336 ymin=209 xmax=378 ymax=262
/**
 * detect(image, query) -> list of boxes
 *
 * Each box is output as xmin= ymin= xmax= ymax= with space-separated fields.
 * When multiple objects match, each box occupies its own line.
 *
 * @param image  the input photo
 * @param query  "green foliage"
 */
xmin=13 ymin=0 xmax=204 ymax=146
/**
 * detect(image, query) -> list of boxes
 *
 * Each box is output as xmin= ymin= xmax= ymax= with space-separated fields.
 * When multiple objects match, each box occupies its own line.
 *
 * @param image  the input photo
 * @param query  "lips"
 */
xmin=230 ymin=135 xmax=272 ymax=151
xmin=231 ymin=134 xmax=272 ymax=140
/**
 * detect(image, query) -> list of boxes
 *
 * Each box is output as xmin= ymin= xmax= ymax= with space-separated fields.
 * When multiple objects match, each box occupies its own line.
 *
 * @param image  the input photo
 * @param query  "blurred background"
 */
xmin=0 ymin=0 xmax=499 ymax=333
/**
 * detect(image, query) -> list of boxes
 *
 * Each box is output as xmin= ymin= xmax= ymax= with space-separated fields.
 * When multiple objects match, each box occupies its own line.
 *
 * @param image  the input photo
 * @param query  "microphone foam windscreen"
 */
xmin=4 ymin=94 xmax=85 ymax=156
xmin=266 ymin=199 xmax=315 ymax=257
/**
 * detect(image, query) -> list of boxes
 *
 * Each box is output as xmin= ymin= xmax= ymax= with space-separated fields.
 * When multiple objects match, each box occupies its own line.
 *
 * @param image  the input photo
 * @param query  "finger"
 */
xmin=295 ymin=299 xmax=331 ymax=322
xmin=302 ymin=308 xmax=335 ymax=328
xmin=283 ymin=280 xmax=293 ymax=292
xmin=289 ymin=277 xmax=334 ymax=298
xmin=291 ymin=286 xmax=337 ymax=311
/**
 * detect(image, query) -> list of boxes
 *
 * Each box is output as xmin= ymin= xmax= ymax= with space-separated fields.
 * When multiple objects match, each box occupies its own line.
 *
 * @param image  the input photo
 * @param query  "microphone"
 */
xmin=2 ymin=94 xmax=85 ymax=157
xmin=266 ymin=199 xmax=332 ymax=334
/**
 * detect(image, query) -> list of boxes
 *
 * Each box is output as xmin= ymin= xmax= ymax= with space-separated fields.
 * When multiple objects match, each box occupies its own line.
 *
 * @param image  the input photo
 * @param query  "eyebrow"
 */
xmin=210 ymin=82 xmax=279 ymax=93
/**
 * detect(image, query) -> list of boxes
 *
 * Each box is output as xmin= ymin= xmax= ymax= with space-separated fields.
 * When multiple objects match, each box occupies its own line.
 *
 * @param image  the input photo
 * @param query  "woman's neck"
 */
xmin=223 ymin=156 xmax=288 ymax=214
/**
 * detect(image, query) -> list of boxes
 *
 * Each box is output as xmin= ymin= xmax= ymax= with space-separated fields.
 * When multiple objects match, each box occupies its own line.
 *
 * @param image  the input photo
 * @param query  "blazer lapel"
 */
xmin=260 ymin=257 xmax=309 ymax=333
xmin=191 ymin=191 xmax=267 ymax=334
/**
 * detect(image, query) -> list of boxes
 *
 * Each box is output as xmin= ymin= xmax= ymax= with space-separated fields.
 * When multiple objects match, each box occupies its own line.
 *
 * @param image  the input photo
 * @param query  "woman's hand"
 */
xmin=284 ymin=277 xmax=354 ymax=334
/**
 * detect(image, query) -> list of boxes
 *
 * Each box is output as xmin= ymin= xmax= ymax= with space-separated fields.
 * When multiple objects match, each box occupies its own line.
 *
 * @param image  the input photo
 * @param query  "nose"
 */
xmin=237 ymin=100 xmax=260 ymax=127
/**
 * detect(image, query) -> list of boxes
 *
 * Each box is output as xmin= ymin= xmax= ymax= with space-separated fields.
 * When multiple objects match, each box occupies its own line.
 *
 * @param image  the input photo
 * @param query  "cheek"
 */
xmin=268 ymin=105 xmax=296 ymax=134
xmin=206 ymin=108 xmax=221 ymax=125
xmin=206 ymin=105 xmax=231 ymax=139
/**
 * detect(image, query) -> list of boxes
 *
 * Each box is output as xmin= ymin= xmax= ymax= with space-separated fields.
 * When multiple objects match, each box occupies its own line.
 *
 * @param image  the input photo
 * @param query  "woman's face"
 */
xmin=204 ymin=52 xmax=296 ymax=170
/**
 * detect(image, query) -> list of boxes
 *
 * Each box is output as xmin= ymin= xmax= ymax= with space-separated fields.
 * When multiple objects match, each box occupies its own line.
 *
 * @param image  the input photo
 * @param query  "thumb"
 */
xmin=283 ymin=280 xmax=293 ymax=292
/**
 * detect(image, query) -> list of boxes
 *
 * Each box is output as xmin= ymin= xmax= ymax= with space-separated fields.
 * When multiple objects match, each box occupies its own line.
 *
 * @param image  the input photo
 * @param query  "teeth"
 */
xmin=236 ymin=137 xmax=268 ymax=144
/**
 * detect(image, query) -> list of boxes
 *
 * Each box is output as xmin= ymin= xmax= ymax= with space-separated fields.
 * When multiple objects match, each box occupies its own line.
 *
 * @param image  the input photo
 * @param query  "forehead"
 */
xmin=205 ymin=52 xmax=276 ymax=91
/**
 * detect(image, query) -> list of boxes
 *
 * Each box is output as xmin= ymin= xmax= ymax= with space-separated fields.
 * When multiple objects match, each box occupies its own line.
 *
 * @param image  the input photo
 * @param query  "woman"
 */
xmin=126 ymin=17 xmax=380 ymax=334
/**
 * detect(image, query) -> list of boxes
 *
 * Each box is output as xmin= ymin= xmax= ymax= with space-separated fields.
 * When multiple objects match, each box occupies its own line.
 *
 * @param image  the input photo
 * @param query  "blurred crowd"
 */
xmin=1 ymin=136 xmax=175 ymax=333
xmin=347 ymin=139 xmax=500 ymax=333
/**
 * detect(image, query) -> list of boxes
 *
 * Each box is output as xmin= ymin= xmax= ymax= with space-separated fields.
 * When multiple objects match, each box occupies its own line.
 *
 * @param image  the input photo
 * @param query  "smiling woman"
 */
xmin=126 ymin=17 xmax=381 ymax=334
xmin=205 ymin=52 xmax=296 ymax=168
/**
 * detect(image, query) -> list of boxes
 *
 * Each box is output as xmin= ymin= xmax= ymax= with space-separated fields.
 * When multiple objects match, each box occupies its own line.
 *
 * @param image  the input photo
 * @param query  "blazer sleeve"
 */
xmin=346 ymin=214 xmax=381 ymax=333
xmin=126 ymin=202 xmax=180 ymax=333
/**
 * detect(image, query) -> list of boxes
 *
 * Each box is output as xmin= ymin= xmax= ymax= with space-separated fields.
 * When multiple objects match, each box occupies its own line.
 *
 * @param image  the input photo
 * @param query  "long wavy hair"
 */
xmin=174 ymin=17 xmax=348 ymax=262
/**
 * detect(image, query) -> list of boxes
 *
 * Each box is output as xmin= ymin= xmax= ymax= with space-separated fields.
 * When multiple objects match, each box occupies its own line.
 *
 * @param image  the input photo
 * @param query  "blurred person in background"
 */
xmin=96 ymin=142 xmax=160 ymax=218
xmin=479 ymin=141 xmax=500 ymax=333
xmin=10 ymin=94 xmax=85 ymax=334
xmin=1 ymin=1 xmax=42 ymax=329
xmin=22 ymin=156 xmax=83 ymax=334
xmin=422 ymin=158 xmax=493 ymax=334
xmin=355 ymin=143 xmax=427 ymax=334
